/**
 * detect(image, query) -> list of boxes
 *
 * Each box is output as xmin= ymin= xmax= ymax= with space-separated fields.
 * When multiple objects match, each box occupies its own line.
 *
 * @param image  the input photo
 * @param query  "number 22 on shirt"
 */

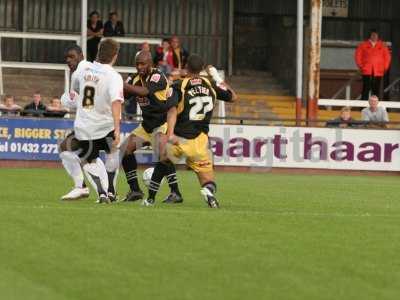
xmin=189 ymin=96 xmax=213 ymax=121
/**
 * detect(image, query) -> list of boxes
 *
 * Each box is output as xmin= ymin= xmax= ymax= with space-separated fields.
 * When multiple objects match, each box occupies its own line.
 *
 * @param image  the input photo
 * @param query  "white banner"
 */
xmin=208 ymin=125 xmax=400 ymax=171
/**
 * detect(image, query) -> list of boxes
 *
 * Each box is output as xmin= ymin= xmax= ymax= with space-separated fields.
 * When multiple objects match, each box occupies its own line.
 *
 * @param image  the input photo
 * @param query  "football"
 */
xmin=142 ymin=167 xmax=154 ymax=187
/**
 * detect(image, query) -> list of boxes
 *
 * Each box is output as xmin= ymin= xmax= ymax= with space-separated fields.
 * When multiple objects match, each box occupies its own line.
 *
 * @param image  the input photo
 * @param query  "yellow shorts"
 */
xmin=131 ymin=123 xmax=167 ymax=147
xmin=166 ymin=132 xmax=213 ymax=173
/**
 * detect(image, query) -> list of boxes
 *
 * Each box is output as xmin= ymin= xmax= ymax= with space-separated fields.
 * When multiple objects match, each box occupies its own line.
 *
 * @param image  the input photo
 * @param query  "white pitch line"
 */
xmin=0 ymin=203 xmax=399 ymax=219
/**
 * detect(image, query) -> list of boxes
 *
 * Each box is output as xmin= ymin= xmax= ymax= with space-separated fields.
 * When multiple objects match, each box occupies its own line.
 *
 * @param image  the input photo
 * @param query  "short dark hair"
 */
xmin=369 ymin=29 xmax=378 ymax=37
xmin=187 ymin=54 xmax=204 ymax=74
xmin=162 ymin=38 xmax=170 ymax=43
xmin=109 ymin=11 xmax=117 ymax=18
xmin=64 ymin=44 xmax=83 ymax=56
xmin=97 ymin=38 xmax=120 ymax=64
xmin=89 ymin=11 xmax=100 ymax=18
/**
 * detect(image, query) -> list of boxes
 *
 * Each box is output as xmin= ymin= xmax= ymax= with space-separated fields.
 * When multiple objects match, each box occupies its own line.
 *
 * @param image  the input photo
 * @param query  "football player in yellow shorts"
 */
xmin=143 ymin=54 xmax=237 ymax=207
xmin=120 ymin=50 xmax=182 ymax=203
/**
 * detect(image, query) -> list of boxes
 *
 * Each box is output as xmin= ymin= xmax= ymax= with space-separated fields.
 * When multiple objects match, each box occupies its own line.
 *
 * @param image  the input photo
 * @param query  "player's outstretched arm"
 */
xmin=206 ymin=65 xmax=237 ymax=102
xmin=60 ymin=91 xmax=78 ymax=109
xmin=123 ymin=82 xmax=149 ymax=97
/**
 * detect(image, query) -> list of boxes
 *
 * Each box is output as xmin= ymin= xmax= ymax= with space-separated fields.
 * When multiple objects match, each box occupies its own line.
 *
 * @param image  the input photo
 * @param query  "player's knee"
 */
xmin=58 ymin=141 xmax=67 ymax=153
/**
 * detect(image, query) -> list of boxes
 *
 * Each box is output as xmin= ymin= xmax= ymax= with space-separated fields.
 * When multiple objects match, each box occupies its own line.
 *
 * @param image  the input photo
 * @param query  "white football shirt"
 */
xmin=61 ymin=60 xmax=92 ymax=109
xmin=73 ymin=61 xmax=124 ymax=140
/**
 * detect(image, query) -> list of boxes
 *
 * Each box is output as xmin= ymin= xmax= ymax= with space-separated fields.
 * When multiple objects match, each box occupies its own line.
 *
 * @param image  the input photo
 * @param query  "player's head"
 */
xmin=186 ymin=54 xmax=204 ymax=75
xmin=97 ymin=38 xmax=120 ymax=66
xmin=135 ymin=50 xmax=153 ymax=77
xmin=64 ymin=45 xmax=84 ymax=71
xmin=369 ymin=29 xmax=379 ymax=42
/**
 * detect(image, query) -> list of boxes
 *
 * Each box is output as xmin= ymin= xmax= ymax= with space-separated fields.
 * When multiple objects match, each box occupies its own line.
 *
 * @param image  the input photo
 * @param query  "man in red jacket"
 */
xmin=355 ymin=30 xmax=391 ymax=100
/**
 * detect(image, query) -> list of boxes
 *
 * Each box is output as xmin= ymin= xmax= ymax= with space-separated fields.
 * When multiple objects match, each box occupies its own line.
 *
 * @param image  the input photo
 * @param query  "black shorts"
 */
xmin=78 ymin=131 xmax=114 ymax=163
xmin=59 ymin=131 xmax=81 ymax=152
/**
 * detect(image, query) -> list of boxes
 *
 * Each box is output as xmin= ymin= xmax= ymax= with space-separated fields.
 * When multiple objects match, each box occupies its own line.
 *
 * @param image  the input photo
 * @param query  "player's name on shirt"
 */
xmin=187 ymin=85 xmax=212 ymax=97
xmin=83 ymin=73 xmax=100 ymax=84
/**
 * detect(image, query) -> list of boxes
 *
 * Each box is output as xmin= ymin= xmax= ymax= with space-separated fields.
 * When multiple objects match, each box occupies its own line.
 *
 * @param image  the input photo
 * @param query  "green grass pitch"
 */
xmin=0 ymin=168 xmax=399 ymax=300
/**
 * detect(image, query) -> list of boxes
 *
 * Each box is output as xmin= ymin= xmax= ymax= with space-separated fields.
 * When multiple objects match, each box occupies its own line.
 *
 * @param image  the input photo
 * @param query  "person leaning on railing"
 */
xmin=44 ymin=97 xmax=69 ymax=118
xmin=326 ymin=106 xmax=363 ymax=128
xmin=103 ymin=11 xmax=125 ymax=37
xmin=361 ymin=95 xmax=389 ymax=128
xmin=22 ymin=91 xmax=47 ymax=117
xmin=0 ymin=94 xmax=22 ymax=116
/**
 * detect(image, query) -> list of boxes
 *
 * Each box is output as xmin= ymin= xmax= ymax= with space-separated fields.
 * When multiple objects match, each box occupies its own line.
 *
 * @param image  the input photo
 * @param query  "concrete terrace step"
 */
xmin=228 ymin=70 xmax=290 ymax=96
xmin=2 ymin=69 xmax=65 ymax=105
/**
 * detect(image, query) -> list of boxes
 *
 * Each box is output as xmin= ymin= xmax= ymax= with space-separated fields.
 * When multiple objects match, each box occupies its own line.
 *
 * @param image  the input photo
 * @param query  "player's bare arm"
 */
xmin=166 ymin=106 xmax=178 ymax=145
xmin=112 ymin=100 xmax=122 ymax=147
xmin=123 ymin=82 xmax=149 ymax=97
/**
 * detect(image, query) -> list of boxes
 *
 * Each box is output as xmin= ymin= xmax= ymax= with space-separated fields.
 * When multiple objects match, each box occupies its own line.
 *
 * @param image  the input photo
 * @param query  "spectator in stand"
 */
xmin=87 ymin=11 xmax=103 ymax=62
xmin=22 ymin=91 xmax=47 ymax=117
xmin=326 ymin=106 xmax=360 ymax=128
xmin=0 ymin=95 xmax=22 ymax=116
xmin=103 ymin=12 xmax=125 ymax=37
xmin=362 ymin=95 xmax=389 ymax=127
xmin=355 ymin=29 xmax=391 ymax=100
xmin=154 ymin=38 xmax=173 ymax=75
xmin=170 ymin=36 xmax=189 ymax=70
xmin=45 ymin=97 xmax=69 ymax=118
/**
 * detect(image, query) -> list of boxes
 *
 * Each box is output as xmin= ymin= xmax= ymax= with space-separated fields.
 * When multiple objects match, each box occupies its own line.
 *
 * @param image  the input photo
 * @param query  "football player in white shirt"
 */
xmin=71 ymin=39 xmax=124 ymax=204
xmin=59 ymin=45 xmax=91 ymax=200
xmin=59 ymin=45 xmax=120 ymax=202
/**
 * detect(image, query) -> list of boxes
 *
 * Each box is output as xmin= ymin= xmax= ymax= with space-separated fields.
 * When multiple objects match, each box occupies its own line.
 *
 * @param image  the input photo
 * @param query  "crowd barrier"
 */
xmin=1 ymin=117 xmax=399 ymax=171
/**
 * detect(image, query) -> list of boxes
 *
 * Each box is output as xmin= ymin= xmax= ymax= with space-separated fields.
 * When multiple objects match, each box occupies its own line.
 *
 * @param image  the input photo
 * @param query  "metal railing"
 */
xmin=329 ymin=73 xmax=400 ymax=101
xmin=318 ymin=99 xmax=400 ymax=109
xmin=0 ymin=31 xmax=163 ymax=95
xmin=331 ymin=74 xmax=361 ymax=100
xmin=0 ymin=32 xmax=81 ymax=94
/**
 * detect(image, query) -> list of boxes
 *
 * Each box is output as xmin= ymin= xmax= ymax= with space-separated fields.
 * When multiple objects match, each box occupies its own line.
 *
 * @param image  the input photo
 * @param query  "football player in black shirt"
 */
xmin=120 ymin=50 xmax=182 ymax=202
xmin=143 ymin=54 xmax=237 ymax=208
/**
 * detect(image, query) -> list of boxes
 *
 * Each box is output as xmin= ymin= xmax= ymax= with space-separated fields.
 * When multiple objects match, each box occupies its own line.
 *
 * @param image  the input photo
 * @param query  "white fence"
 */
xmin=0 ymin=31 xmax=226 ymax=120
xmin=319 ymin=99 xmax=400 ymax=109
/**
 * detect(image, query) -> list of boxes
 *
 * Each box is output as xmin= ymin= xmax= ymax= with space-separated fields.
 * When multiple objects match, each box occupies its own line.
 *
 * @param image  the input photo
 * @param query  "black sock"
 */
xmin=82 ymin=180 xmax=87 ymax=188
xmin=202 ymin=181 xmax=217 ymax=195
xmin=148 ymin=162 xmax=168 ymax=200
xmin=107 ymin=171 xmax=116 ymax=194
xmin=122 ymin=154 xmax=140 ymax=192
xmin=164 ymin=163 xmax=180 ymax=195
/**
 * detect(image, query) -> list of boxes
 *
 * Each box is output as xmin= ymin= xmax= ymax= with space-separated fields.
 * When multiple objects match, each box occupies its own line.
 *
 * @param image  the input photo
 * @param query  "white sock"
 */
xmin=60 ymin=151 xmax=84 ymax=188
xmin=83 ymin=158 xmax=109 ymax=196
xmin=105 ymin=151 xmax=120 ymax=194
